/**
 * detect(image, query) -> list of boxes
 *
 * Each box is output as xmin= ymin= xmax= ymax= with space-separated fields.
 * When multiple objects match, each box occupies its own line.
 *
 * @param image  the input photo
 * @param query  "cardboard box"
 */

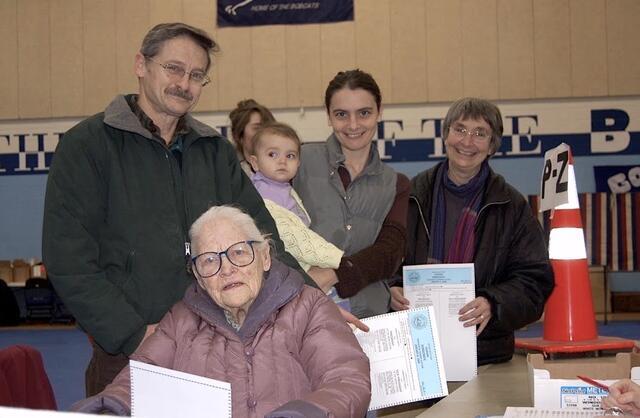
xmin=528 ymin=353 xmax=640 ymax=411
xmin=0 ymin=260 xmax=12 ymax=282
xmin=12 ymin=259 xmax=30 ymax=283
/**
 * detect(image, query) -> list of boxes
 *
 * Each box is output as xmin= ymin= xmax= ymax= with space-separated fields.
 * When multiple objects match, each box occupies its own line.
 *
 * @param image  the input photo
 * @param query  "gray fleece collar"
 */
xmin=184 ymin=257 xmax=305 ymax=341
xmin=103 ymin=94 xmax=219 ymax=139
xmin=326 ymin=132 xmax=386 ymax=176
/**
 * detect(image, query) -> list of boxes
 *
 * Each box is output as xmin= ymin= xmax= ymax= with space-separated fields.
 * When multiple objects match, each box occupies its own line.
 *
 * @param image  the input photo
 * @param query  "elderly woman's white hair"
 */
xmin=189 ymin=205 xmax=269 ymax=255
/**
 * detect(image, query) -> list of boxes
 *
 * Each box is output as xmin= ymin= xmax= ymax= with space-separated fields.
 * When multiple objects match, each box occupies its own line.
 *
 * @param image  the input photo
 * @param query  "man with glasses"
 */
xmin=42 ymin=22 xmax=309 ymax=396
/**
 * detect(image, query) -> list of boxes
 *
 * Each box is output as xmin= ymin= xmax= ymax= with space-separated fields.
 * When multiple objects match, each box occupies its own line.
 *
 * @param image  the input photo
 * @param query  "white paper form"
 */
xmin=503 ymin=407 xmax=616 ymax=417
xmin=403 ymin=263 xmax=478 ymax=381
xmin=0 ymin=406 xmax=102 ymax=417
xmin=354 ymin=307 xmax=448 ymax=411
xmin=129 ymin=360 xmax=231 ymax=418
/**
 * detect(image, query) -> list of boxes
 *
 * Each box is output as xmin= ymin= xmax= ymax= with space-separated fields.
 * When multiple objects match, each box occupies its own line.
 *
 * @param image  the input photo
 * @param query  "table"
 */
xmin=417 ymin=354 xmax=530 ymax=417
xmin=379 ymin=354 xmax=531 ymax=418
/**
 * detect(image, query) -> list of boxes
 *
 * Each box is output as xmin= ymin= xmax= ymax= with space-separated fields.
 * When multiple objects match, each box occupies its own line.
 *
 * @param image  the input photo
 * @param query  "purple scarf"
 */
xmin=428 ymin=160 xmax=489 ymax=263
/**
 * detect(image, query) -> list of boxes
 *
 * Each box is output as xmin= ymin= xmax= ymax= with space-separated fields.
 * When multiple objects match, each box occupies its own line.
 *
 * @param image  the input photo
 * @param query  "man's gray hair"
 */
xmin=140 ymin=22 xmax=219 ymax=71
xmin=189 ymin=206 xmax=268 ymax=255
xmin=442 ymin=97 xmax=504 ymax=155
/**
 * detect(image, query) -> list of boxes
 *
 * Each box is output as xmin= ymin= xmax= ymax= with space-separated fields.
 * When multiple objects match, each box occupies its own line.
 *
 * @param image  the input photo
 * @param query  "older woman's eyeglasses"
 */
xmin=192 ymin=241 xmax=261 ymax=277
xmin=451 ymin=126 xmax=491 ymax=142
xmin=145 ymin=57 xmax=211 ymax=86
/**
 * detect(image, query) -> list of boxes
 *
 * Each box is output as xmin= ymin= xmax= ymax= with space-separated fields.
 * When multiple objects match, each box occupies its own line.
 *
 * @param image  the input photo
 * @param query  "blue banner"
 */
xmin=217 ymin=0 xmax=354 ymax=27
xmin=376 ymin=131 xmax=640 ymax=162
xmin=1 ymin=102 xmax=639 ymax=176
xmin=594 ymin=165 xmax=640 ymax=193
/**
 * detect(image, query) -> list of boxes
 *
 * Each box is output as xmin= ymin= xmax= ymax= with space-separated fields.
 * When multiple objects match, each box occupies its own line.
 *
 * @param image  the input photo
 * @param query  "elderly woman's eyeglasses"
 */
xmin=192 ymin=241 xmax=261 ymax=278
xmin=145 ymin=57 xmax=211 ymax=86
xmin=451 ymin=126 xmax=491 ymax=142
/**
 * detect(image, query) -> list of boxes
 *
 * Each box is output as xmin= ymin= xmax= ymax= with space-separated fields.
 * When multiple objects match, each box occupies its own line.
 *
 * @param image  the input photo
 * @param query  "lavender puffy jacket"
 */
xmin=74 ymin=258 xmax=371 ymax=418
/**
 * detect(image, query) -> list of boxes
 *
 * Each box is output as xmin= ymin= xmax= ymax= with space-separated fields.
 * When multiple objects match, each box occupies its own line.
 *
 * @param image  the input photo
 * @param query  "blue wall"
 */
xmin=0 ymin=175 xmax=47 ymax=261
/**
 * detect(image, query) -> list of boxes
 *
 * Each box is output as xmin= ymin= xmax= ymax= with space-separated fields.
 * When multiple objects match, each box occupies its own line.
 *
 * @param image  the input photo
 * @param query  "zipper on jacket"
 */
xmin=476 ymin=199 xmax=510 ymax=220
xmin=410 ymin=195 xmax=431 ymax=241
xmin=180 ymin=140 xmax=193 ymax=272
xmin=163 ymin=148 xmax=190 ymax=270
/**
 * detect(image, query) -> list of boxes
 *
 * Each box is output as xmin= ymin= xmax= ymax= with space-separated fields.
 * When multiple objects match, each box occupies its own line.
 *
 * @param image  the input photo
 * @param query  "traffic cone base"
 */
xmin=515 ymin=335 xmax=636 ymax=354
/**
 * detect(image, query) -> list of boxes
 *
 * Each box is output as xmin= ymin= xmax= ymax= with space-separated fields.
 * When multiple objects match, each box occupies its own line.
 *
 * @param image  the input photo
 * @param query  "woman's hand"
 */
xmin=307 ymin=267 xmax=339 ymax=293
xmin=338 ymin=307 xmax=369 ymax=332
xmin=390 ymin=286 xmax=410 ymax=311
xmin=458 ymin=296 xmax=492 ymax=336
xmin=601 ymin=379 xmax=640 ymax=416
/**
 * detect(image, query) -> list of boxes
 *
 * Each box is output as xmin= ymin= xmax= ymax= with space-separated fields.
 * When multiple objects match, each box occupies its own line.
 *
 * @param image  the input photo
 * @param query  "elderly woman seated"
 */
xmin=72 ymin=205 xmax=371 ymax=417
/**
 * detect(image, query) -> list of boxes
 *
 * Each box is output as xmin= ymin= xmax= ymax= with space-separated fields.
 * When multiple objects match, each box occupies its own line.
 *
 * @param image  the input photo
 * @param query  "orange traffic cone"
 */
xmin=516 ymin=145 xmax=634 ymax=355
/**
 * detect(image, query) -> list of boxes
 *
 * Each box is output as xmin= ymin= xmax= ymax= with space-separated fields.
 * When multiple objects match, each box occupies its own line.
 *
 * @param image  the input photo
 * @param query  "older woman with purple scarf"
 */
xmin=390 ymin=97 xmax=554 ymax=365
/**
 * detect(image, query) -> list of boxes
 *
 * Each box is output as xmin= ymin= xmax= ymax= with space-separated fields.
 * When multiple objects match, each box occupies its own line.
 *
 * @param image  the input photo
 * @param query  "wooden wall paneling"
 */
xmin=250 ymin=26 xmax=287 ymax=109
xmin=83 ymin=0 xmax=117 ymax=115
xmin=183 ymin=0 xmax=218 ymax=111
xmin=149 ymin=0 xmax=183 ymax=25
xmin=354 ymin=0 xmax=392 ymax=102
xmin=51 ymin=0 xmax=84 ymax=117
xmin=320 ymin=22 xmax=356 ymax=101
xmin=0 ymin=0 xmax=18 ymax=119
xmin=216 ymin=28 xmax=253 ymax=110
xmin=460 ymin=0 xmax=499 ymax=99
xmin=426 ymin=0 xmax=463 ymax=102
xmin=285 ymin=25 xmax=322 ymax=108
xmin=115 ymin=0 xmax=150 ymax=95
xmin=17 ymin=0 xmax=51 ymax=118
xmin=183 ymin=0 xmax=215 ymax=32
xmin=606 ymin=0 xmax=640 ymax=95
xmin=389 ymin=0 xmax=427 ymax=103
xmin=497 ymin=0 xmax=535 ymax=99
xmin=569 ymin=0 xmax=607 ymax=96
xmin=533 ymin=0 xmax=571 ymax=98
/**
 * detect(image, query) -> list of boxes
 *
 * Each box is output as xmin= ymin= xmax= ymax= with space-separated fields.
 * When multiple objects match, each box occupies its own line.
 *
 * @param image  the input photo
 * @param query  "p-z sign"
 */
xmin=540 ymin=143 xmax=571 ymax=212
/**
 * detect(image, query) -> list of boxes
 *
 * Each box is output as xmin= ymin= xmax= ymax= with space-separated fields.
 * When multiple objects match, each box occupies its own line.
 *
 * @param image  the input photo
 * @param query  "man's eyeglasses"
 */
xmin=191 ymin=241 xmax=261 ymax=278
xmin=145 ymin=57 xmax=211 ymax=86
xmin=451 ymin=126 xmax=492 ymax=142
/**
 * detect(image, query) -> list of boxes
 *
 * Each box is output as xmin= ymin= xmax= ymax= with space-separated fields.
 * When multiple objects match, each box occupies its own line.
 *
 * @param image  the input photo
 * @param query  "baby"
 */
xmin=248 ymin=122 xmax=345 ymax=274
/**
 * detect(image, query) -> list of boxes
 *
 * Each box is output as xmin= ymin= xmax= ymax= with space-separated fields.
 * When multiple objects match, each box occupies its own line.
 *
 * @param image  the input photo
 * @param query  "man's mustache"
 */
xmin=166 ymin=87 xmax=193 ymax=101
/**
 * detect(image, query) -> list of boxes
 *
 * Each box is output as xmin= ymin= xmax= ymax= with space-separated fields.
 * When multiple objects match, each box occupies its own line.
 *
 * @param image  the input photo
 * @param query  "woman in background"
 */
xmin=229 ymin=99 xmax=275 ymax=175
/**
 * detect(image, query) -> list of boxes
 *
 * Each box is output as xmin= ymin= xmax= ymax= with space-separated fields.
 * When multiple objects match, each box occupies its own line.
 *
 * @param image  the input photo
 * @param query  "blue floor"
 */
xmin=0 ymin=327 xmax=91 ymax=411
xmin=0 ymin=320 xmax=637 ymax=412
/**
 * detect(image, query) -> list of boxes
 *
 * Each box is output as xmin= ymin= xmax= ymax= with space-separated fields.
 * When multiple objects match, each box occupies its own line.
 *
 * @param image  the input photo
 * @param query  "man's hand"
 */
xmin=458 ymin=296 xmax=492 ymax=336
xmin=307 ymin=266 xmax=339 ymax=293
xmin=390 ymin=286 xmax=410 ymax=311
xmin=338 ymin=306 xmax=369 ymax=332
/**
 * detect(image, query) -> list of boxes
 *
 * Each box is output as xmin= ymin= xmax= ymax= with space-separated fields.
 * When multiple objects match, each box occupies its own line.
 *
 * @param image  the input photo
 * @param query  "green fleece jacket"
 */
xmin=43 ymin=94 xmax=309 ymax=355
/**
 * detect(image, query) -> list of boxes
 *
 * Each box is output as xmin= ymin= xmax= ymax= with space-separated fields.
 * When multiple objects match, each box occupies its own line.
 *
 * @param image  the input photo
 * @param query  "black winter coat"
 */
xmin=406 ymin=162 xmax=554 ymax=365
xmin=43 ymin=95 xmax=307 ymax=356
